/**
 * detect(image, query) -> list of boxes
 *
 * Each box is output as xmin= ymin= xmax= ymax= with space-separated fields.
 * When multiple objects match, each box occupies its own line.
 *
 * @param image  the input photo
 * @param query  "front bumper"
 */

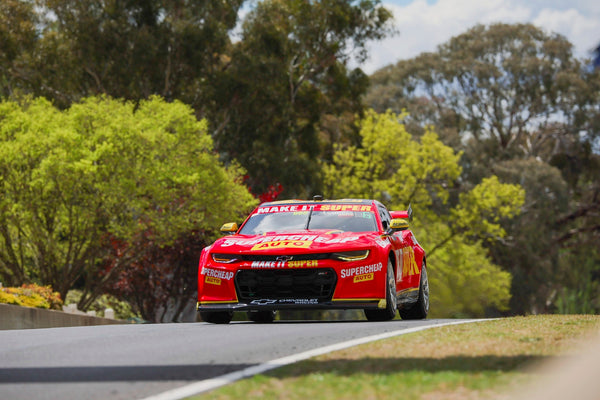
xmin=198 ymin=255 xmax=389 ymax=312
xmin=197 ymin=298 xmax=387 ymax=312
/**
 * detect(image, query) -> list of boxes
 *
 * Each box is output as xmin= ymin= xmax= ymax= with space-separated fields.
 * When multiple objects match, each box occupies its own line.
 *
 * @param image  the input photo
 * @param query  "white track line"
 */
xmin=141 ymin=319 xmax=487 ymax=400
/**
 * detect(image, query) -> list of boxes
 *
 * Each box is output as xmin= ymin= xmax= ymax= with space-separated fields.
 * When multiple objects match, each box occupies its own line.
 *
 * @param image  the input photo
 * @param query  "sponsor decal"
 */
xmin=201 ymin=267 xmax=234 ymax=281
xmin=250 ymin=260 xmax=319 ymax=269
xmin=255 ymin=204 xmax=373 ymax=214
xmin=251 ymin=240 xmax=312 ymax=251
xmin=251 ymin=261 xmax=286 ymax=269
xmin=319 ymin=205 xmax=372 ymax=212
xmin=340 ymin=262 xmax=383 ymax=279
xmin=278 ymin=298 xmax=319 ymax=305
xmin=288 ymin=260 xmax=318 ymax=268
xmin=250 ymin=299 xmax=277 ymax=305
xmin=205 ymin=276 xmax=222 ymax=286
xmin=256 ymin=205 xmax=313 ymax=214
xmin=314 ymin=236 xmax=359 ymax=244
xmin=221 ymin=234 xmax=360 ymax=248
xmin=402 ymin=247 xmax=419 ymax=277
xmin=250 ymin=298 xmax=319 ymax=305
xmin=221 ymin=235 xmax=317 ymax=247
xmin=353 ymin=272 xmax=374 ymax=283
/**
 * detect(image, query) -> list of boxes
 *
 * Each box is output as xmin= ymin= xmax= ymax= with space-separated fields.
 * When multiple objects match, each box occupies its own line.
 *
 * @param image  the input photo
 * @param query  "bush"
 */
xmin=65 ymin=290 xmax=140 ymax=320
xmin=0 ymin=284 xmax=63 ymax=310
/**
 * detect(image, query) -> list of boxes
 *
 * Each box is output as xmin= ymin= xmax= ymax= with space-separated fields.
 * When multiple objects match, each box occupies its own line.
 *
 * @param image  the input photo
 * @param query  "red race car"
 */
xmin=197 ymin=198 xmax=429 ymax=324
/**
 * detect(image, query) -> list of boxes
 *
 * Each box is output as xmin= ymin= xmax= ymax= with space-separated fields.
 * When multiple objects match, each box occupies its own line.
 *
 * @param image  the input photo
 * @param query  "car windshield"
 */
xmin=239 ymin=210 xmax=378 ymax=235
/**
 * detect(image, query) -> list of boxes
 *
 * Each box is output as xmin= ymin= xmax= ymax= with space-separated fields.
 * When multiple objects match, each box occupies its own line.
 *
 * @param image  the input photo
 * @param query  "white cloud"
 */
xmin=360 ymin=0 xmax=600 ymax=73
xmin=533 ymin=8 xmax=600 ymax=56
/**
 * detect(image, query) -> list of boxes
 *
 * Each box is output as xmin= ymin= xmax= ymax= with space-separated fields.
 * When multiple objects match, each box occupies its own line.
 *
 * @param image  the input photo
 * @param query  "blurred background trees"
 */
xmin=1 ymin=2 xmax=598 ymax=319
xmin=366 ymin=23 xmax=600 ymax=315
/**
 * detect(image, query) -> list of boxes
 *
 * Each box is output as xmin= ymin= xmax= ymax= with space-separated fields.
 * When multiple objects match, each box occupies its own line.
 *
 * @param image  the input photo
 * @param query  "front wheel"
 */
xmin=399 ymin=263 xmax=429 ymax=320
xmin=200 ymin=311 xmax=233 ymax=324
xmin=364 ymin=259 xmax=397 ymax=322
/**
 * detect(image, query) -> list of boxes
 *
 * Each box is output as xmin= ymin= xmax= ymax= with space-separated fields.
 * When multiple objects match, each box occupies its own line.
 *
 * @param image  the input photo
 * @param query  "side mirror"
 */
xmin=220 ymin=222 xmax=238 ymax=234
xmin=390 ymin=218 xmax=409 ymax=231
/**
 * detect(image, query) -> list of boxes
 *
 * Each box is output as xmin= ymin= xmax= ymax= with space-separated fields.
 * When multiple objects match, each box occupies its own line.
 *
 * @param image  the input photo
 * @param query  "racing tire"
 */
xmin=399 ymin=263 xmax=429 ymax=320
xmin=364 ymin=259 xmax=397 ymax=322
xmin=247 ymin=310 xmax=276 ymax=323
xmin=200 ymin=311 xmax=233 ymax=324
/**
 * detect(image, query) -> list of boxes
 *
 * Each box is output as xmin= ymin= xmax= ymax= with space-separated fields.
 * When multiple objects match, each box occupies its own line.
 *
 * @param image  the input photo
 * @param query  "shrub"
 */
xmin=0 ymin=284 xmax=63 ymax=310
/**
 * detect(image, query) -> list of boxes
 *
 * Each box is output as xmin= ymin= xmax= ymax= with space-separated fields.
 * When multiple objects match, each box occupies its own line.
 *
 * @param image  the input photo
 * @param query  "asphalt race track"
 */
xmin=0 ymin=318 xmax=470 ymax=400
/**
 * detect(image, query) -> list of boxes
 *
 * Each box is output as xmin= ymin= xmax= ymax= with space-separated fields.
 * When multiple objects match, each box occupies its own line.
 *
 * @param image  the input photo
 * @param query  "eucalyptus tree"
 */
xmin=212 ymin=0 xmax=394 ymax=195
xmin=366 ymin=23 xmax=600 ymax=313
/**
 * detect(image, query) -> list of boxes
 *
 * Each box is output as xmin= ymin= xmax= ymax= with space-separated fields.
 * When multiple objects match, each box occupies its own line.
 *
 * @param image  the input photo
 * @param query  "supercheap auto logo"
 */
xmin=221 ymin=234 xmax=359 ymax=249
xmin=340 ymin=262 xmax=383 ymax=281
xmin=250 ymin=240 xmax=311 ymax=251
xmin=201 ymin=267 xmax=234 ymax=287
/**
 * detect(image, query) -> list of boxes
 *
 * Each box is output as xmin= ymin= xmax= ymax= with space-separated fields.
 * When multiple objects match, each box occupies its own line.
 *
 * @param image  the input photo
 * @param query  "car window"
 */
xmin=378 ymin=205 xmax=391 ymax=230
xmin=239 ymin=210 xmax=378 ymax=235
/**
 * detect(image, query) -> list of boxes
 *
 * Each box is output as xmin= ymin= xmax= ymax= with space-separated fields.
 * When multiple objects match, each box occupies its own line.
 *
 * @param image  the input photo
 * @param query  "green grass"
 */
xmin=190 ymin=315 xmax=600 ymax=400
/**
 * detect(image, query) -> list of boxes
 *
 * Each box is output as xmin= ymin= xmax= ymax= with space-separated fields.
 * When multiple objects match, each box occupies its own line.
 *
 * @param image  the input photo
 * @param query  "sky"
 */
xmin=360 ymin=0 xmax=600 ymax=73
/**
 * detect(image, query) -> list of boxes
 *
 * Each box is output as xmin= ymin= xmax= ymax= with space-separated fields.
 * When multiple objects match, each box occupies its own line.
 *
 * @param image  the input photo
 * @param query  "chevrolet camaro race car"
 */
xmin=197 ymin=198 xmax=429 ymax=324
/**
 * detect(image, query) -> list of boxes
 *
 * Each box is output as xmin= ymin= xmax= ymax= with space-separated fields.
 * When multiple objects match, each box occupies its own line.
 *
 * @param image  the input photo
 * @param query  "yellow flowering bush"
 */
xmin=0 ymin=284 xmax=63 ymax=310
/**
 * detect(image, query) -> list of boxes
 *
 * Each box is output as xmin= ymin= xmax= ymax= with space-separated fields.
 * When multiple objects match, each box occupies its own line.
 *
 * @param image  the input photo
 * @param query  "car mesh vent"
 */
xmin=239 ymin=253 xmax=331 ymax=262
xmin=235 ymin=268 xmax=336 ymax=302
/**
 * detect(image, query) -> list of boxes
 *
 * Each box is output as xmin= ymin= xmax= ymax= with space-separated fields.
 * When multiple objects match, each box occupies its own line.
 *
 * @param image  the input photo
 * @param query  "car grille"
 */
xmin=235 ymin=253 xmax=331 ymax=262
xmin=235 ymin=268 xmax=337 ymax=302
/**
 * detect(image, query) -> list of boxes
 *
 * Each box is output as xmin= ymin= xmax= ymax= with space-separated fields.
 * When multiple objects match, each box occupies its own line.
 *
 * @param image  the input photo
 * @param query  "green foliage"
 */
xmin=366 ymin=23 xmax=600 ymax=315
xmin=0 ymin=95 xmax=257 ymax=303
xmin=0 ymin=0 xmax=39 ymax=98
xmin=211 ymin=0 xmax=394 ymax=195
xmin=490 ymin=159 xmax=571 ymax=313
xmin=424 ymin=231 xmax=512 ymax=317
xmin=0 ymin=284 xmax=63 ymax=309
xmin=323 ymin=110 xmax=522 ymax=316
xmin=367 ymin=23 xmax=594 ymax=162
xmin=1 ymin=0 xmax=395 ymax=198
xmin=555 ymin=250 xmax=600 ymax=315
xmin=65 ymin=289 xmax=139 ymax=320
xmin=451 ymin=176 xmax=525 ymax=241
xmin=323 ymin=109 xmax=462 ymax=204
xmin=2 ymin=0 xmax=244 ymax=107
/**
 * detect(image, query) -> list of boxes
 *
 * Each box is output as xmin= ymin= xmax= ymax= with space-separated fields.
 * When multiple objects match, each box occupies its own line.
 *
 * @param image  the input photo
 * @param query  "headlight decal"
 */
xmin=211 ymin=254 xmax=239 ymax=264
xmin=331 ymin=250 xmax=370 ymax=261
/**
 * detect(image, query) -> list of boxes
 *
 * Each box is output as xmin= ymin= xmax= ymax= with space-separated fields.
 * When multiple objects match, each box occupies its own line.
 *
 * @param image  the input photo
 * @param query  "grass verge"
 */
xmin=190 ymin=315 xmax=600 ymax=400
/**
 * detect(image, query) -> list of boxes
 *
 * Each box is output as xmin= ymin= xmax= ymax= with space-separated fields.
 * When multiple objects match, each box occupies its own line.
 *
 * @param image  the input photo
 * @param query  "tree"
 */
xmin=0 ymin=0 xmax=39 ymax=99
xmin=365 ymin=23 xmax=600 ymax=314
xmin=323 ymin=110 xmax=524 ymax=317
xmin=2 ymin=0 xmax=395 ymax=198
xmin=3 ymin=0 xmax=244 ymax=108
xmin=104 ymin=230 xmax=206 ymax=322
xmin=211 ymin=0 xmax=394 ymax=196
xmin=0 ymin=96 xmax=256 ymax=310
xmin=368 ymin=23 xmax=594 ymax=160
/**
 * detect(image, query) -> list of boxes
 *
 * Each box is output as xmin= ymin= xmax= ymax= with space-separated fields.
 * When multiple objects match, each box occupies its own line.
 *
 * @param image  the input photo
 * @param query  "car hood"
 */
xmin=211 ymin=230 xmax=384 ymax=254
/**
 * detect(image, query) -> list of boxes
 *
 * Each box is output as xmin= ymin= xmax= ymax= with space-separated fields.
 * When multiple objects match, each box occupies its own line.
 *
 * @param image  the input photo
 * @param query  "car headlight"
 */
xmin=331 ymin=250 xmax=370 ymax=261
xmin=211 ymin=254 xmax=239 ymax=263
